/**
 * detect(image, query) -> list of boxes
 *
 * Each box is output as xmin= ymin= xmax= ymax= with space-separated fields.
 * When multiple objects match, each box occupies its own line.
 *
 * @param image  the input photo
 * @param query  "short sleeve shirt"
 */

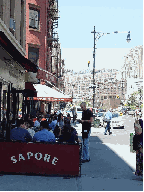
xmin=82 ymin=109 xmax=93 ymax=138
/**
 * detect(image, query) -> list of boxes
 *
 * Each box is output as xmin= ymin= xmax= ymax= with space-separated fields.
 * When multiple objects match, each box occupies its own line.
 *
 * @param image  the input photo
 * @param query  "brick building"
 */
xmin=25 ymin=0 xmax=65 ymax=113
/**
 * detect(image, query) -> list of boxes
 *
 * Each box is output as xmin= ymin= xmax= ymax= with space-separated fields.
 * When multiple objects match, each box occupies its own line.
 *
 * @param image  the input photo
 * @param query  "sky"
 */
xmin=57 ymin=0 xmax=143 ymax=72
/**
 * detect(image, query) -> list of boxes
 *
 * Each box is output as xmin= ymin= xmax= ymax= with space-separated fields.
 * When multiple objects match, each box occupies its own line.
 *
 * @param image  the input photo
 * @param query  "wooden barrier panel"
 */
xmin=0 ymin=142 xmax=81 ymax=176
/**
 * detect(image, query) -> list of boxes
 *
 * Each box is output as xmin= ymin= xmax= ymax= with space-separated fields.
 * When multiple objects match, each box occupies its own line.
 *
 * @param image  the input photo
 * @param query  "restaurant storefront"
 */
xmin=0 ymin=31 xmax=38 ymax=140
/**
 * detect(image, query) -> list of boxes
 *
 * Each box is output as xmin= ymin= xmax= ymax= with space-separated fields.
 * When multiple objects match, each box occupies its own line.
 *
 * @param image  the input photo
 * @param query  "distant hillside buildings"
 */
xmin=63 ymin=46 xmax=143 ymax=109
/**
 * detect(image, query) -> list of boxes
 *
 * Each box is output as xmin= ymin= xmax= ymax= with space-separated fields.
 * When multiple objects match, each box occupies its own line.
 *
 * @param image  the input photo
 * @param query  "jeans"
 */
xmin=104 ymin=121 xmax=110 ymax=134
xmin=82 ymin=132 xmax=90 ymax=160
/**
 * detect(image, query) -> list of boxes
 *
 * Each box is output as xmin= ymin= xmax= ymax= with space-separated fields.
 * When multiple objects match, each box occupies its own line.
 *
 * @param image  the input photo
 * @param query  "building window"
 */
xmin=104 ymin=96 xmax=107 ymax=99
xmin=28 ymin=47 xmax=39 ymax=65
xmin=29 ymin=8 xmax=40 ymax=30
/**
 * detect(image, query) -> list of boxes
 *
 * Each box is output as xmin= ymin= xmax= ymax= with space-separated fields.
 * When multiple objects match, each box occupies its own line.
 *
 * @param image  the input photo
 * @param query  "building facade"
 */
xmin=0 ymin=0 xmax=38 ymax=140
xmin=26 ymin=0 xmax=64 ymax=89
xmin=64 ymin=69 xmax=125 ymax=109
xmin=25 ymin=0 xmax=65 ymax=113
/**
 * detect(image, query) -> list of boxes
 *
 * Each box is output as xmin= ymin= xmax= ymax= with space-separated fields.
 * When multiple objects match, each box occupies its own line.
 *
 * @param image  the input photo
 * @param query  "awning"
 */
xmin=28 ymin=84 xmax=72 ymax=102
xmin=0 ymin=31 xmax=38 ymax=73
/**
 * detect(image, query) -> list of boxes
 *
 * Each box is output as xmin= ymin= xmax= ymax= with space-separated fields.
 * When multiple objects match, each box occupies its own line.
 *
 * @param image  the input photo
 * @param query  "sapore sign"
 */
xmin=11 ymin=152 xmax=58 ymax=166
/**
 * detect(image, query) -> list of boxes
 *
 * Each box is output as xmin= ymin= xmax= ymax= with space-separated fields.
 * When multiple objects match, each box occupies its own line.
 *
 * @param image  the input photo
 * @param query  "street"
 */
xmin=0 ymin=115 xmax=143 ymax=191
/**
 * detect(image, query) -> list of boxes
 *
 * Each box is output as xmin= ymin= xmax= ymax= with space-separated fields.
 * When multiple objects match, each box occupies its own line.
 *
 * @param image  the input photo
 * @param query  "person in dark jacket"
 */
xmin=133 ymin=118 xmax=143 ymax=176
xmin=10 ymin=119 xmax=32 ymax=142
xmin=58 ymin=124 xmax=78 ymax=144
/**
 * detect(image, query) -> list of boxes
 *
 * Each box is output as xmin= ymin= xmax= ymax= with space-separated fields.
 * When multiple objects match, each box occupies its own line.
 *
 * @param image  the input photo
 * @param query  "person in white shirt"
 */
xmin=34 ymin=116 xmax=42 ymax=128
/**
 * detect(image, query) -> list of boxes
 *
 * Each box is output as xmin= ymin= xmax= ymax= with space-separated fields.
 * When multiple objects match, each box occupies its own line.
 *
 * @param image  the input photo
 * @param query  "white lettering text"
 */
xmin=35 ymin=152 xmax=42 ymax=160
xmin=44 ymin=154 xmax=51 ymax=162
xmin=11 ymin=156 xmax=17 ymax=164
xmin=52 ymin=157 xmax=58 ymax=165
xmin=19 ymin=154 xmax=25 ymax=161
xmin=27 ymin=152 xmax=33 ymax=159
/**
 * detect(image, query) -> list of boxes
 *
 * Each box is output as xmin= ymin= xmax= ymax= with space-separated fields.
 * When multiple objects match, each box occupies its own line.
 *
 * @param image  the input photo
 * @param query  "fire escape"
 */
xmin=46 ymin=0 xmax=59 ymax=87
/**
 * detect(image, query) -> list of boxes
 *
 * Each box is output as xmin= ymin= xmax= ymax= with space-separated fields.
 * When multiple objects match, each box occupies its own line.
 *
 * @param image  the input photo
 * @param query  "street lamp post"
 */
xmin=91 ymin=26 xmax=110 ymax=108
xmin=91 ymin=27 xmax=131 ymax=108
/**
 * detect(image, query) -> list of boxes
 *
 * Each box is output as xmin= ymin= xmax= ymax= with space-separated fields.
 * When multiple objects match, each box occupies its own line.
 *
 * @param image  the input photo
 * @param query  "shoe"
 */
xmin=104 ymin=133 xmax=107 ymax=135
xmin=109 ymin=132 xmax=112 ymax=135
xmin=81 ymin=159 xmax=87 ymax=163
xmin=81 ymin=158 xmax=90 ymax=163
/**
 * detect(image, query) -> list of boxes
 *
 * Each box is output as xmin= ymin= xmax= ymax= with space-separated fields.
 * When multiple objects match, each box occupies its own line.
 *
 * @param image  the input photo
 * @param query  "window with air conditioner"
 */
xmin=29 ymin=8 xmax=40 ymax=30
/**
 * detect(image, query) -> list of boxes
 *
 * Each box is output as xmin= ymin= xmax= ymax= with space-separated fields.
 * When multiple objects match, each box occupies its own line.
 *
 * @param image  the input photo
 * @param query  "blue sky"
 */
xmin=57 ymin=0 xmax=143 ymax=71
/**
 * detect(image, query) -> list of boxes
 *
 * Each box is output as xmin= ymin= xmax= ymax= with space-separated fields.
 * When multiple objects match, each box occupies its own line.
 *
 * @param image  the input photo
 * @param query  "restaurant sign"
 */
xmin=0 ymin=142 xmax=80 ymax=176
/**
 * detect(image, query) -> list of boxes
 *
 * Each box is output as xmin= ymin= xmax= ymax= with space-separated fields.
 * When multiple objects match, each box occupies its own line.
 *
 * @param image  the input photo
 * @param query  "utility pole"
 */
xmin=91 ymin=26 xmax=96 ymax=108
xmin=90 ymin=28 xmax=131 ymax=109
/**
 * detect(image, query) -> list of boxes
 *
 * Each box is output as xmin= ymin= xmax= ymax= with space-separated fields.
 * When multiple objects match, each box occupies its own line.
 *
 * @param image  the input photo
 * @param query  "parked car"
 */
xmin=111 ymin=113 xmax=124 ymax=129
xmin=103 ymin=112 xmax=124 ymax=129
xmin=127 ymin=109 xmax=135 ymax=116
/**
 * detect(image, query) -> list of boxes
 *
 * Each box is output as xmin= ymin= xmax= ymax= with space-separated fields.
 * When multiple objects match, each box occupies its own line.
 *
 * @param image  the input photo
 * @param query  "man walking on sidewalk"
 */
xmin=104 ymin=108 xmax=112 ymax=135
xmin=80 ymin=102 xmax=93 ymax=163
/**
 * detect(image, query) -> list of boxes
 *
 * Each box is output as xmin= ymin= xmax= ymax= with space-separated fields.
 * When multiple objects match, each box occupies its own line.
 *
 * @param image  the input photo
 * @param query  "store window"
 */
xmin=29 ymin=8 xmax=40 ymax=30
xmin=28 ymin=47 xmax=39 ymax=65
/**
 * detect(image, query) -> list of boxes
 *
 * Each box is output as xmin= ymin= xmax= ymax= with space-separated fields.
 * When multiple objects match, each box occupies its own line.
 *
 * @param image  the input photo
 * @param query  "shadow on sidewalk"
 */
xmin=79 ymin=135 xmax=137 ymax=180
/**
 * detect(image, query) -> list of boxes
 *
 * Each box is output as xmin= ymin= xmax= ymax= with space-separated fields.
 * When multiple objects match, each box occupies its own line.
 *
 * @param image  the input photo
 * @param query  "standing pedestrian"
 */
xmin=80 ymin=102 xmax=93 ymax=163
xmin=104 ymin=109 xmax=112 ymax=135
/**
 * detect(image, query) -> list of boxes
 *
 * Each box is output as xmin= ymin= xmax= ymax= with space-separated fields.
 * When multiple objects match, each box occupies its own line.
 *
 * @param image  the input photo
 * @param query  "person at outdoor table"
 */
xmin=24 ymin=114 xmax=34 ymax=127
xmin=33 ymin=120 xmax=56 ymax=143
xmin=57 ymin=113 xmax=64 ymax=128
xmin=53 ymin=124 xmax=61 ymax=138
xmin=49 ymin=115 xmax=57 ymax=131
xmin=58 ymin=124 xmax=77 ymax=144
xmin=10 ymin=119 xmax=32 ymax=142
xmin=24 ymin=121 xmax=35 ymax=138
xmin=34 ymin=116 xmax=42 ymax=127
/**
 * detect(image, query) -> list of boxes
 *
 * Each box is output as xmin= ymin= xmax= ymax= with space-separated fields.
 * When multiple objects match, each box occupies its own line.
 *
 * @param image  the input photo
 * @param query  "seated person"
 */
xmin=10 ymin=119 xmax=32 ymax=142
xmin=58 ymin=124 xmax=78 ymax=144
xmin=33 ymin=120 xmax=56 ymax=143
xmin=57 ymin=113 xmax=64 ymax=128
xmin=24 ymin=114 xmax=34 ymax=127
xmin=24 ymin=121 xmax=35 ymax=138
xmin=34 ymin=116 xmax=42 ymax=128
xmin=53 ymin=124 xmax=61 ymax=138
xmin=49 ymin=115 xmax=57 ymax=131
